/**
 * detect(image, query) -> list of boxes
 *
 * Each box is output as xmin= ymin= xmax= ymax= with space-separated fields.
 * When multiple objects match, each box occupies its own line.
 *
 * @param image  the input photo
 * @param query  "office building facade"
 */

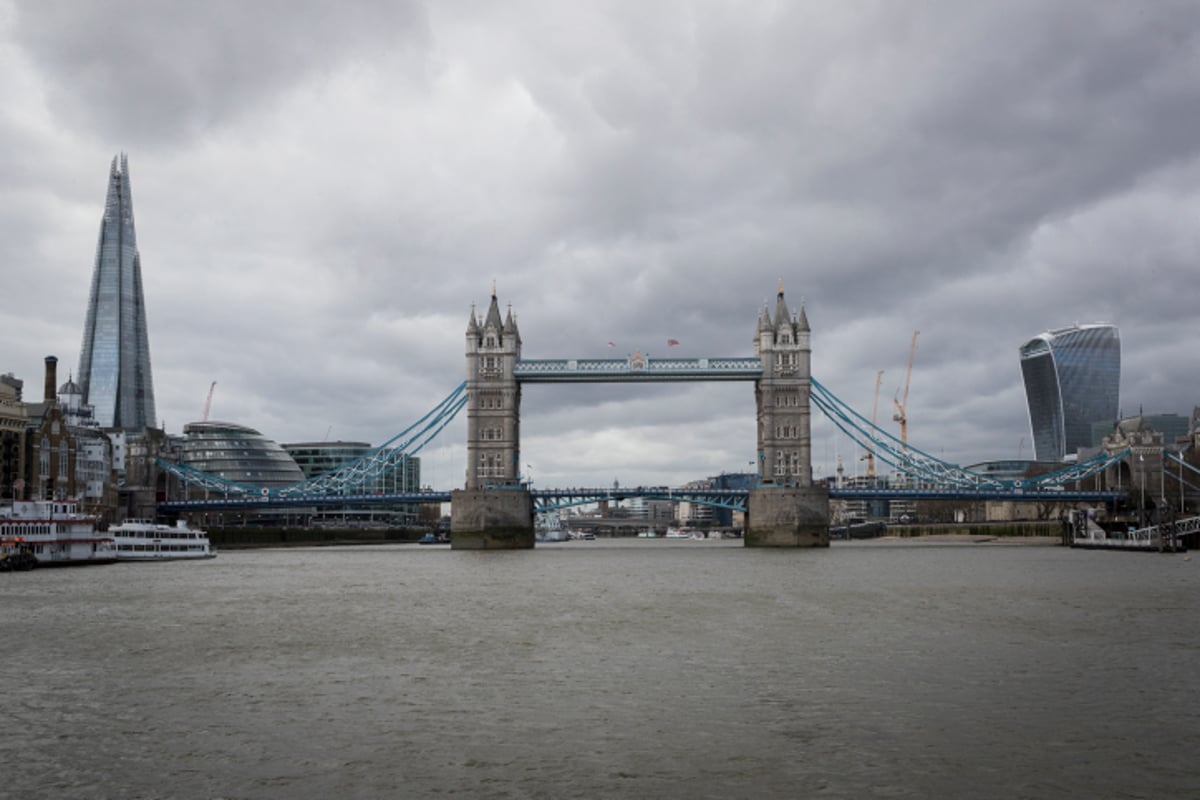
xmin=285 ymin=441 xmax=421 ymax=495
xmin=78 ymin=154 xmax=157 ymax=430
xmin=1019 ymin=324 xmax=1120 ymax=462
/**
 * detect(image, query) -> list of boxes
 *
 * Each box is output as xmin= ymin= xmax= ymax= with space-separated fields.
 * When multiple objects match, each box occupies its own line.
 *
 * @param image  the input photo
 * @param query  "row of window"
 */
xmin=1 ymin=524 xmax=52 ymax=535
xmin=116 ymin=544 xmax=208 ymax=552
xmin=773 ymin=451 xmax=805 ymax=476
xmin=36 ymin=439 xmax=71 ymax=480
xmin=775 ymin=353 xmax=800 ymax=369
xmin=478 ymin=453 xmax=506 ymax=478
xmin=112 ymin=531 xmax=202 ymax=539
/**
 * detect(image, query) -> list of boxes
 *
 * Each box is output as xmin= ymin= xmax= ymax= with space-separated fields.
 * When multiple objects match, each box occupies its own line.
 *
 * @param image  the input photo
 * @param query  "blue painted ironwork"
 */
xmin=158 ymin=382 xmax=468 ymax=499
xmin=529 ymin=486 xmax=750 ymax=513
xmin=528 ymin=484 xmax=1123 ymax=514
xmin=157 ymin=371 xmax=1138 ymax=512
xmin=809 ymin=377 xmax=1128 ymax=490
xmin=159 ymin=490 xmax=453 ymax=512
xmin=515 ymin=357 xmax=763 ymax=382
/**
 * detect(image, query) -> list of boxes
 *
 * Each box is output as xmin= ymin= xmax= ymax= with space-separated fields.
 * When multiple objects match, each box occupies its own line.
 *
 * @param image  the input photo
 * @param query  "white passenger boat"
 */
xmin=109 ymin=519 xmax=217 ymax=561
xmin=0 ymin=500 xmax=116 ymax=567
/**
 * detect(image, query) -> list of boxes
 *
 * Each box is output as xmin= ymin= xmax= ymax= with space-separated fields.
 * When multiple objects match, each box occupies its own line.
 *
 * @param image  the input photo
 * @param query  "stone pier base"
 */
xmin=450 ymin=488 xmax=535 ymax=550
xmin=745 ymin=486 xmax=830 ymax=547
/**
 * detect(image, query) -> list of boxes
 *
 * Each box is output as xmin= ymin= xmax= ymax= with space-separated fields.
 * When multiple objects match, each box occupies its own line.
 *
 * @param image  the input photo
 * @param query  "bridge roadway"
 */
xmin=513 ymin=357 xmax=764 ymax=382
xmin=157 ymin=486 xmax=1124 ymax=513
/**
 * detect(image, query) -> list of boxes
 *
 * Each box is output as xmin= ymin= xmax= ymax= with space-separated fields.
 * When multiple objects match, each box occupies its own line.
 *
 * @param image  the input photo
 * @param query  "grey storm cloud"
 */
xmin=13 ymin=0 xmax=430 ymax=145
xmin=2 ymin=0 xmax=1198 ymax=488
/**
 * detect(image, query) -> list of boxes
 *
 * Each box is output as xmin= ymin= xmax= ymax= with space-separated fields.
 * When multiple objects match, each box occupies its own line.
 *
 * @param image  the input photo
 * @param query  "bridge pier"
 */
xmin=746 ymin=486 xmax=830 ymax=547
xmin=450 ymin=488 xmax=535 ymax=550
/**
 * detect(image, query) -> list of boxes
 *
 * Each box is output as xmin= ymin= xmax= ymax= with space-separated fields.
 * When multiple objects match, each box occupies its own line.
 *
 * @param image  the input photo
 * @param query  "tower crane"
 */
xmin=863 ymin=370 xmax=884 ymax=477
xmin=892 ymin=331 xmax=919 ymax=452
xmin=202 ymin=381 xmax=217 ymax=422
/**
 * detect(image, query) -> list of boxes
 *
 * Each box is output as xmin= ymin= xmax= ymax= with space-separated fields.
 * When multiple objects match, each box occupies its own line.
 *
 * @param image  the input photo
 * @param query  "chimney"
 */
xmin=44 ymin=355 xmax=58 ymax=403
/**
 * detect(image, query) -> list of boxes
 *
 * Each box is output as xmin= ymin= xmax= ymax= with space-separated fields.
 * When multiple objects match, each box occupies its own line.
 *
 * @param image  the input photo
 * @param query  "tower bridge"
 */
xmin=453 ymin=283 xmax=826 ymax=548
xmin=155 ymin=283 xmax=1165 ymax=543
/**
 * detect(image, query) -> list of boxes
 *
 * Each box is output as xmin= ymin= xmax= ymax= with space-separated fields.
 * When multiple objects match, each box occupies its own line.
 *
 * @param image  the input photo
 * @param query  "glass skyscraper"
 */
xmin=1019 ymin=324 xmax=1120 ymax=462
xmin=78 ymin=154 xmax=157 ymax=430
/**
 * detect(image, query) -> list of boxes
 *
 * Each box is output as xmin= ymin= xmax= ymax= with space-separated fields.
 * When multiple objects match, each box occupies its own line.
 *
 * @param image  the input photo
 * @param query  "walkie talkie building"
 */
xmin=77 ymin=154 xmax=157 ymax=430
xmin=1019 ymin=324 xmax=1120 ymax=462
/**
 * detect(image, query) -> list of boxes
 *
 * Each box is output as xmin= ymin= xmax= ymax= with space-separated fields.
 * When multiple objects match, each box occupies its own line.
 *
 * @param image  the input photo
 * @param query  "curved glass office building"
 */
xmin=1019 ymin=324 xmax=1120 ymax=462
xmin=178 ymin=421 xmax=306 ymax=487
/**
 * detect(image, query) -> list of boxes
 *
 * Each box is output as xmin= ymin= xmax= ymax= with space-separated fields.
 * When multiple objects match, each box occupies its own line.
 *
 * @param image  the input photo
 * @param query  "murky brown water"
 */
xmin=3 ymin=539 xmax=1197 ymax=799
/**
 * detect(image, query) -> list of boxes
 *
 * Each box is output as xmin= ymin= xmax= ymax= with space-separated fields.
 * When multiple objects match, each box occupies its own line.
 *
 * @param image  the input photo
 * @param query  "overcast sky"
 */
xmin=3 ymin=1 xmax=1197 ymax=490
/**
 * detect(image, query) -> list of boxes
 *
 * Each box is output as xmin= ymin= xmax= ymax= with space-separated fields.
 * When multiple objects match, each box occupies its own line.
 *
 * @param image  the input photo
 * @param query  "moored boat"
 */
xmin=0 ymin=500 xmax=116 ymax=567
xmin=108 ymin=519 xmax=217 ymax=561
xmin=1067 ymin=509 xmax=1189 ymax=553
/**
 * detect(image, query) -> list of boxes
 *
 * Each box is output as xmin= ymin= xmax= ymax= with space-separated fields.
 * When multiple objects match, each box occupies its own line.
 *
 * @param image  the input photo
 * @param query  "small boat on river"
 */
xmin=0 ymin=500 xmax=116 ymax=567
xmin=108 ymin=519 xmax=217 ymax=561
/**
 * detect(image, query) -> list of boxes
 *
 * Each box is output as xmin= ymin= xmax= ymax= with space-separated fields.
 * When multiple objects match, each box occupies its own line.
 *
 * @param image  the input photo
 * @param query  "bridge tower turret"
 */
xmin=464 ymin=287 xmax=522 ymax=489
xmin=754 ymin=282 xmax=813 ymax=486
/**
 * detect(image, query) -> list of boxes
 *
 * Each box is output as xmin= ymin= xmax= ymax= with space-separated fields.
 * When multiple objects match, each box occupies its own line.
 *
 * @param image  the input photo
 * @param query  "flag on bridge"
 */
xmin=667 ymin=339 xmax=680 ymax=346
xmin=607 ymin=341 xmax=616 ymax=347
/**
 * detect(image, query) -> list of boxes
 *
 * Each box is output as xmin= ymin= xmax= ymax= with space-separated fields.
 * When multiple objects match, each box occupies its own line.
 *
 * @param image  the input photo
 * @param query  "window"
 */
xmin=40 ymin=437 xmax=50 ymax=476
xmin=58 ymin=440 xmax=69 ymax=479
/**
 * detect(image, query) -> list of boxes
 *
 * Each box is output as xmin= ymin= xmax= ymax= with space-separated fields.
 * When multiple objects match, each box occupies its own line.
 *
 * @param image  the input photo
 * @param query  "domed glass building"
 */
xmin=178 ymin=421 xmax=305 ymax=488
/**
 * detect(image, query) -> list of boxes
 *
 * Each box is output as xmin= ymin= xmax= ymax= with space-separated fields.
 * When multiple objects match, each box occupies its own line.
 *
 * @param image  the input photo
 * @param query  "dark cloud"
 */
xmin=2 ymin=1 xmax=1198 ymax=487
xmin=13 ymin=0 xmax=429 ymax=145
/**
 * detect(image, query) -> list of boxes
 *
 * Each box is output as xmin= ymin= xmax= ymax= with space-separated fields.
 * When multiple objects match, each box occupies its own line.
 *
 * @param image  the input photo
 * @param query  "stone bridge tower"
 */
xmin=746 ymin=282 xmax=828 ymax=546
xmin=754 ymin=283 xmax=813 ymax=486
xmin=465 ymin=288 xmax=523 ymax=489
xmin=453 ymin=288 xmax=534 ymax=548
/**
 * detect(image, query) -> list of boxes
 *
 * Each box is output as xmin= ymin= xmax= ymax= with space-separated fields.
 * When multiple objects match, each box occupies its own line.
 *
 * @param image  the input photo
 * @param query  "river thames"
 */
xmin=3 ymin=538 xmax=1198 ymax=799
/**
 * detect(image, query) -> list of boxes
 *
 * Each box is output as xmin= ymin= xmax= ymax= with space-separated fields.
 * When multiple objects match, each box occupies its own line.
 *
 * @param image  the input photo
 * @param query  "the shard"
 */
xmin=77 ymin=154 xmax=157 ymax=430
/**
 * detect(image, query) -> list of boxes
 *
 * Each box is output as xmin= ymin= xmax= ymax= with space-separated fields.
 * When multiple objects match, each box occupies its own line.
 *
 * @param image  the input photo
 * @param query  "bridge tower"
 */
xmin=451 ymin=288 xmax=534 ymax=548
xmin=747 ymin=282 xmax=829 ymax=546
xmin=465 ymin=289 xmax=522 ymax=488
xmin=754 ymin=284 xmax=813 ymax=486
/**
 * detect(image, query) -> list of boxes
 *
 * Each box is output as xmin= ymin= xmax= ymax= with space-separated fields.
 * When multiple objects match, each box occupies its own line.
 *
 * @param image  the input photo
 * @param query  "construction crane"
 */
xmin=892 ymin=331 xmax=919 ymax=452
xmin=863 ymin=369 xmax=884 ymax=477
xmin=201 ymin=381 xmax=217 ymax=422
